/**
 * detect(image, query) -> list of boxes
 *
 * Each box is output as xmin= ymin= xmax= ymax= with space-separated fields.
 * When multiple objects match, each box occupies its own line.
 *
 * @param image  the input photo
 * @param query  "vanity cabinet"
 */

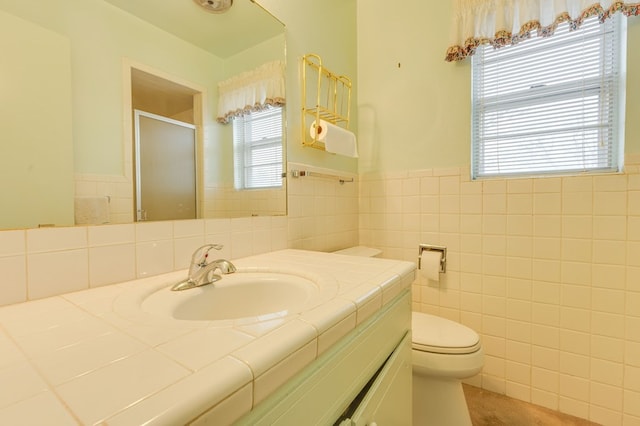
xmin=340 ymin=333 xmax=412 ymax=425
xmin=228 ymin=290 xmax=412 ymax=426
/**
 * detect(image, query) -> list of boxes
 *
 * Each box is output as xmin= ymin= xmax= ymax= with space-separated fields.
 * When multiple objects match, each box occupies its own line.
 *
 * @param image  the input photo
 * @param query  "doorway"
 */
xmin=134 ymin=111 xmax=196 ymax=221
xmin=128 ymin=65 xmax=205 ymax=222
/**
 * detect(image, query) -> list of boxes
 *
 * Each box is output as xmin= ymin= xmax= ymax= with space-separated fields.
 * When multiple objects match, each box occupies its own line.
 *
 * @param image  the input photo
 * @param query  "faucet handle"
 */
xmin=190 ymin=244 xmax=223 ymax=269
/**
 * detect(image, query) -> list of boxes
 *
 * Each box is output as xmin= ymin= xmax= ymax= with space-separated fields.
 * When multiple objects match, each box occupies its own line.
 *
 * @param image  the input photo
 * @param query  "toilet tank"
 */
xmin=333 ymin=246 xmax=382 ymax=257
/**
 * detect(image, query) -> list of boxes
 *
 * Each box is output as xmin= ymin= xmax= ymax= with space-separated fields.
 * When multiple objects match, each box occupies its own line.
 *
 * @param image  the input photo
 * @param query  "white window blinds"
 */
xmin=471 ymin=14 xmax=625 ymax=179
xmin=233 ymin=106 xmax=283 ymax=190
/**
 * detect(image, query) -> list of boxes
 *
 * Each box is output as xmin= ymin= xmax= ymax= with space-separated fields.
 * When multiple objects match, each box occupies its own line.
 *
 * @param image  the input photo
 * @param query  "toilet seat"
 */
xmin=412 ymin=312 xmax=481 ymax=355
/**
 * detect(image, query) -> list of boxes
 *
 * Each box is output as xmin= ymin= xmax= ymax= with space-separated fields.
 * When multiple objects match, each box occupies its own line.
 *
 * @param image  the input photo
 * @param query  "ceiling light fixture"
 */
xmin=193 ymin=0 xmax=233 ymax=14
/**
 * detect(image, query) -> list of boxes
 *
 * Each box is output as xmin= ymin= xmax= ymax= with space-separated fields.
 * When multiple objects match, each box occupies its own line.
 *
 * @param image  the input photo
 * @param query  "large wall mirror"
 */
xmin=0 ymin=0 xmax=286 ymax=231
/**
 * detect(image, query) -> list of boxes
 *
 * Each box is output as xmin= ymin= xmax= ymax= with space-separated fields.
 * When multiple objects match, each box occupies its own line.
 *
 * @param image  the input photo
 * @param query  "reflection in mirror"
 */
xmin=0 ymin=0 xmax=286 ymax=230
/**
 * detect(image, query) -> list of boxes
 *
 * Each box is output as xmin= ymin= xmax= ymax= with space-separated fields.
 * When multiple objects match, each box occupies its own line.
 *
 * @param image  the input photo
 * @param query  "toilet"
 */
xmin=333 ymin=246 xmax=485 ymax=426
xmin=412 ymin=312 xmax=483 ymax=425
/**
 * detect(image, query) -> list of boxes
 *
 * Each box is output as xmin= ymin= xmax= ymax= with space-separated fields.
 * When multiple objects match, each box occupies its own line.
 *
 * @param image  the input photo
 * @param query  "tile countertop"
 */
xmin=0 ymin=249 xmax=415 ymax=425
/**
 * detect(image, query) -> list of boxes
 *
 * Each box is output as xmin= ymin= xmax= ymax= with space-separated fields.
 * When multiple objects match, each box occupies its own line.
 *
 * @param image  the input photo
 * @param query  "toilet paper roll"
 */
xmin=309 ymin=119 xmax=359 ymax=158
xmin=420 ymin=250 xmax=442 ymax=282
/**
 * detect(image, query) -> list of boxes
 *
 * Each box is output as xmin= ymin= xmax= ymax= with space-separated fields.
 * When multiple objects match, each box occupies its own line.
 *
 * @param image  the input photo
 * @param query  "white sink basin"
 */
xmin=142 ymin=272 xmax=321 ymax=321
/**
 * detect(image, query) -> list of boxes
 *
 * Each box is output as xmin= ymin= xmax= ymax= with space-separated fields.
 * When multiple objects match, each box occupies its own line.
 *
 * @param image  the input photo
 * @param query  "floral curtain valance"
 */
xmin=216 ymin=60 xmax=285 ymax=124
xmin=446 ymin=0 xmax=640 ymax=62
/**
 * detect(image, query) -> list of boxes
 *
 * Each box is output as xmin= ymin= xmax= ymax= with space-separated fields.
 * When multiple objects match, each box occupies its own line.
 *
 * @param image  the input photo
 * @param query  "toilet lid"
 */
xmin=412 ymin=312 xmax=481 ymax=355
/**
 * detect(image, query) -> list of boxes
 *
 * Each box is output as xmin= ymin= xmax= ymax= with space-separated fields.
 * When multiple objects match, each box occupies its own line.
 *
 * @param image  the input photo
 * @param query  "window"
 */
xmin=233 ymin=106 xmax=283 ymax=189
xmin=471 ymin=15 xmax=625 ymax=179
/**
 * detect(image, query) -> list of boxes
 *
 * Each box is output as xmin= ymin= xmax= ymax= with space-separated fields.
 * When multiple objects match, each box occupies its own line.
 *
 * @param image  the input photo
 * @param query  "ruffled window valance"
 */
xmin=216 ymin=60 xmax=286 ymax=124
xmin=446 ymin=0 xmax=640 ymax=62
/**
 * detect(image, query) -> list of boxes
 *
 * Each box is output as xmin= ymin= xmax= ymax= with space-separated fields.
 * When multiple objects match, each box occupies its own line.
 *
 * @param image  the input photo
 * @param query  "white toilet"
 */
xmin=412 ymin=312 xmax=484 ymax=425
xmin=333 ymin=246 xmax=485 ymax=426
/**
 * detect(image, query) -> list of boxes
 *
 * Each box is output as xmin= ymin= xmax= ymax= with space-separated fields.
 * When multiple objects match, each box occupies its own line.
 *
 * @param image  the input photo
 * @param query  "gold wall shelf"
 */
xmin=301 ymin=53 xmax=352 ymax=150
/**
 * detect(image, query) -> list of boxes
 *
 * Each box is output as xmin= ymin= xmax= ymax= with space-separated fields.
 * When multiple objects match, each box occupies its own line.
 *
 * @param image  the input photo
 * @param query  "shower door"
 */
xmin=134 ymin=110 xmax=197 ymax=221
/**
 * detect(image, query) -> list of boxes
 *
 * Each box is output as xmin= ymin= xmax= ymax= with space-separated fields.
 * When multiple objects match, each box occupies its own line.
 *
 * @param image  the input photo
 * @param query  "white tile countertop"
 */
xmin=0 ymin=249 xmax=415 ymax=425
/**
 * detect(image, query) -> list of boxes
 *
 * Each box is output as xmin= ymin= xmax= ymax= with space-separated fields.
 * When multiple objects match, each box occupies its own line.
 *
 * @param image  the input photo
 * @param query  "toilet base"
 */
xmin=412 ymin=374 xmax=472 ymax=426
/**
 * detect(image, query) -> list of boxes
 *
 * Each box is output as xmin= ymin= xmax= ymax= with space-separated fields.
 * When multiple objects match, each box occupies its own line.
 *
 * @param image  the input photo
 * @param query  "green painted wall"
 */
xmin=0 ymin=0 xmax=224 ymax=176
xmin=357 ymin=0 xmax=640 ymax=173
xmin=0 ymin=10 xmax=75 ymax=228
xmin=260 ymin=0 xmax=359 ymax=174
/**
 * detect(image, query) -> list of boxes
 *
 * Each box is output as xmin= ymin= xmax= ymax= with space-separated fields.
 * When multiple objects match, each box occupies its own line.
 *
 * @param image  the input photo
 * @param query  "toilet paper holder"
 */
xmin=418 ymin=244 xmax=447 ymax=273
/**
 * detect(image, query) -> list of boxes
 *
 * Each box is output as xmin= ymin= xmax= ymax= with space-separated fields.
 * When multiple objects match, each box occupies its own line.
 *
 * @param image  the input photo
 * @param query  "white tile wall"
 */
xmin=14 ymin=157 xmax=640 ymax=423
xmin=0 ymin=217 xmax=291 ymax=306
xmin=359 ymin=158 xmax=640 ymax=425
xmin=287 ymin=162 xmax=359 ymax=252
xmin=0 ymin=163 xmax=358 ymax=307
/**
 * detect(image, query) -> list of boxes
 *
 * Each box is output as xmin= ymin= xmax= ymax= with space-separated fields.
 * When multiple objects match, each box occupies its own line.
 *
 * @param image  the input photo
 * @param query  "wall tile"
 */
xmin=591 ymin=382 xmax=623 ymax=411
xmin=559 ymin=352 xmax=590 ymax=378
xmin=135 ymin=221 xmax=173 ymax=242
xmin=0 ymin=256 xmax=27 ymax=306
xmin=135 ymin=241 xmax=174 ymax=278
xmin=591 ymin=335 xmax=624 ymax=362
xmin=506 ymin=360 xmax=531 ymax=385
xmin=532 ymin=388 xmax=558 ymax=411
xmin=592 ymin=240 xmax=626 ymax=266
xmin=591 ymin=358 xmax=623 ymax=386
xmin=559 ymin=397 xmax=589 ymax=421
xmin=625 ymin=366 xmax=640 ymax=393
xmin=534 ymin=215 xmax=561 ymax=237
xmin=507 ymin=194 xmax=532 ymax=215
xmin=484 ymin=194 xmax=507 ymax=215
xmin=562 ymin=216 xmax=593 ymax=239
xmin=0 ymin=230 xmax=25 ymax=256
xmin=590 ymin=406 xmax=623 ymax=426
xmin=560 ymin=307 xmax=590 ymax=333
xmin=27 ymin=227 xmax=87 ymax=253
xmin=507 ymin=179 xmax=533 ymax=194
xmin=173 ymin=219 xmax=205 ymax=238
xmin=560 ymin=284 xmax=591 ymax=309
xmin=562 ymin=192 xmax=593 ymax=215
xmin=88 ymin=244 xmax=136 ymax=288
xmin=624 ymin=390 xmax=640 ymax=417
xmin=532 ymin=303 xmax=559 ymax=328
xmin=591 ymin=311 xmax=625 ymax=339
xmin=559 ymin=329 xmax=590 ymax=356
xmin=507 ymin=215 xmax=533 ymax=236
xmin=593 ymin=215 xmax=627 ymax=240
xmin=358 ymin=165 xmax=637 ymax=423
xmin=591 ymin=288 xmax=625 ymax=313
xmin=561 ymin=239 xmax=592 ymax=262
xmin=593 ymin=191 xmax=627 ymax=216
xmin=532 ymin=259 xmax=562 ymax=283
xmin=534 ymin=193 xmax=561 ymax=215
xmin=27 ymin=250 xmax=89 ymax=300
xmin=88 ymin=224 xmax=134 ymax=246
xmin=592 ymin=264 xmax=626 ymax=290
xmin=563 ymin=176 xmax=592 ymax=192
xmin=461 ymin=195 xmax=482 ymax=214
xmin=506 ymin=339 xmax=531 ymax=363
xmin=594 ymin=174 xmax=627 ymax=192
xmin=484 ymin=180 xmax=507 ymax=194
xmin=561 ymin=262 xmax=592 ymax=286
xmin=630 ymin=192 xmax=640 ymax=215
xmin=534 ymin=178 xmax=561 ymax=193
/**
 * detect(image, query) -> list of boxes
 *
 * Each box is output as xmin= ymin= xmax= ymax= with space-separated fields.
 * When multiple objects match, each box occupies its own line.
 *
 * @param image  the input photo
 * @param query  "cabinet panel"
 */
xmin=235 ymin=290 xmax=411 ymax=425
xmin=349 ymin=333 xmax=412 ymax=426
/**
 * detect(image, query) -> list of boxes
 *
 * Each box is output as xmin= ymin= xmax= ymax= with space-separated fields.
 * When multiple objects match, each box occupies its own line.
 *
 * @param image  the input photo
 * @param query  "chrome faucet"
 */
xmin=171 ymin=244 xmax=237 ymax=291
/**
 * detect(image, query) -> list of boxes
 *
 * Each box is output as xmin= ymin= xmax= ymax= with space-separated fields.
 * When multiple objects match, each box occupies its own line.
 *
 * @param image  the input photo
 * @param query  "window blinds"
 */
xmin=233 ymin=106 xmax=283 ymax=189
xmin=471 ymin=15 xmax=625 ymax=179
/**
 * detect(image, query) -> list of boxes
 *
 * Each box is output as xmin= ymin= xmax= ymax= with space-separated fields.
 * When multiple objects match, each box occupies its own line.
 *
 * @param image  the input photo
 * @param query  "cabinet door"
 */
xmin=349 ymin=333 xmax=412 ymax=426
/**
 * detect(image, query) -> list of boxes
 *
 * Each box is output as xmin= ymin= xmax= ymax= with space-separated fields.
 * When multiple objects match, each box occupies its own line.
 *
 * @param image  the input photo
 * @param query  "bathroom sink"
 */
xmin=141 ymin=272 xmax=321 ymax=321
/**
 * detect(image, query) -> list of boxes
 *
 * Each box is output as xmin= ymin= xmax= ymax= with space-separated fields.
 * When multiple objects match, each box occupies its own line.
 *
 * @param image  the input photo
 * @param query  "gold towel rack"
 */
xmin=290 ymin=169 xmax=354 ymax=185
xmin=301 ymin=54 xmax=352 ymax=150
